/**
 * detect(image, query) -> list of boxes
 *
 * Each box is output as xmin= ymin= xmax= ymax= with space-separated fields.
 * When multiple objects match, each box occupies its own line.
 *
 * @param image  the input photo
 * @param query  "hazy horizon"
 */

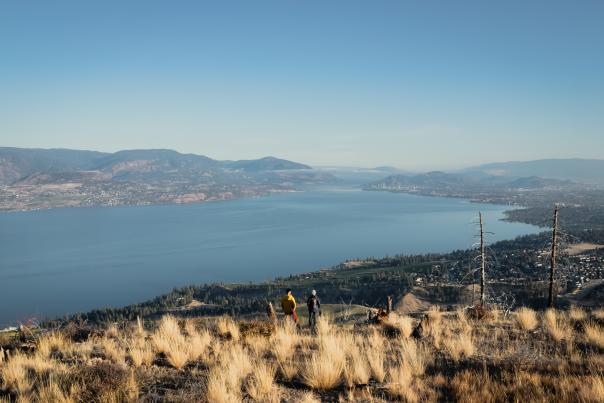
xmin=1 ymin=1 xmax=603 ymax=170
xmin=2 ymin=144 xmax=604 ymax=172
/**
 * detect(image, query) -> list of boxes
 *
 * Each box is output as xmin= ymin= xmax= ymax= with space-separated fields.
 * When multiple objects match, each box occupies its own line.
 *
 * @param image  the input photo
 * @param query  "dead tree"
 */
xmin=386 ymin=296 xmax=393 ymax=315
xmin=479 ymin=212 xmax=486 ymax=306
xmin=267 ymin=302 xmax=276 ymax=322
xmin=548 ymin=204 xmax=559 ymax=308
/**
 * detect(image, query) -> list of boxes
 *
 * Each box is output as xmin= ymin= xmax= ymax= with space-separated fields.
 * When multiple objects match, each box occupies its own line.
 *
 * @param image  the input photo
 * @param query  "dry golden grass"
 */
xmin=219 ymin=343 xmax=254 ymax=387
xmin=272 ymin=321 xmax=298 ymax=381
xmin=245 ymin=361 xmax=279 ymax=402
xmin=303 ymin=353 xmax=343 ymax=390
xmin=352 ymin=355 xmax=371 ymax=386
xmin=315 ymin=314 xmax=332 ymax=336
xmin=593 ymin=309 xmax=604 ymax=320
xmin=299 ymin=392 xmax=321 ymax=403
xmin=544 ymin=309 xmax=573 ymax=342
xmin=365 ymin=340 xmax=386 ymax=383
xmin=272 ymin=321 xmax=297 ymax=355
xmin=3 ymin=309 xmax=604 ymax=402
xmin=37 ymin=332 xmax=67 ymax=358
xmin=344 ymin=344 xmax=371 ymax=387
xmin=398 ymin=337 xmax=429 ymax=376
xmin=578 ymin=375 xmax=604 ymax=402
xmin=384 ymin=314 xmax=414 ymax=338
xmin=99 ymin=337 xmax=125 ymax=364
xmin=455 ymin=307 xmax=471 ymax=333
xmin=105 ymin=323 xmax=119 ymax=339
xmin=443 ymin=334 xmax=475 ymax=362
xmin=1 ymin=350 xmax=64 ymax=399
xmin=386 ymin=361 xmax=417 ymax=402
xmin=584 ymin=322 xmax=604 ymax=349
xmin=188 ymin=327 xmax=212 ymax=361
xmin=366 ymin=328 xmax=386 ymax=350
xmin=302 ymin=333 xmax=346 ymax=390
xmin=150 ymin=315 xmax=201 ymax=369
xmin=569 ymin=305 xmax=587 ymax=321
xmin=127 ymin=337 xmax=154 ymax=367
xmin=1 ymin=352 xmax=32 ymax=394
xmin=515 ymin=307 xmax=538 ymax=331
xmin=216 ymin=315 xmax=240 ymax=341
xmin=425 ymin=305 xmax=443 ymax=347
xmin=36 ymin=378 xmax=79 ymax=403
xmin=205 ymin=367 xmax=241 ymax=403
xmin=245 ymin=335 xmax=269 ymax=358
xmin=151 ymin=315 xmax=182 ymax=353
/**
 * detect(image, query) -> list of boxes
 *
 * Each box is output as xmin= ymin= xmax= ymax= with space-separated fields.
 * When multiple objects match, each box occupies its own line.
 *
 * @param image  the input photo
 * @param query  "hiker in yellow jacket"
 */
xmin=280 ymin=288 xmax=298 ymax=323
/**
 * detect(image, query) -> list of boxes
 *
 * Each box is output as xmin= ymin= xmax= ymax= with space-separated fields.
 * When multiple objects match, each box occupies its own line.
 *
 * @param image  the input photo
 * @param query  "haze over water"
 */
xmin=0 ymin=187 xmax=539 ymax=327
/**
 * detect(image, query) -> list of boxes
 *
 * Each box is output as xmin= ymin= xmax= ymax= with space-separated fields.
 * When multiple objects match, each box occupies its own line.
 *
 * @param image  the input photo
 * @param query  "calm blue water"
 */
xmin=0 ymin=188 xmax=539 ymax=327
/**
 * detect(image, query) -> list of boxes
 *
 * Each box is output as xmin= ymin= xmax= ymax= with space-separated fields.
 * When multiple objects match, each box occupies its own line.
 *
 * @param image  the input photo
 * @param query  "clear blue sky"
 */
xmin=1 ymin=1 xmax=602 ymax=169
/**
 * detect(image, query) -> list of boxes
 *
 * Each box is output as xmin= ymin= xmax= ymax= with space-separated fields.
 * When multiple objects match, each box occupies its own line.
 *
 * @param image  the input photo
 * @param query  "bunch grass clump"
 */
xmin=302 ymin=332 xmax=346 ymax=390
xmin=2 ymin=308 xmax=604 ymax=402
xmin=544 ymin=309 xmax=573 ymax=342
xmin=515 ymin=307 xmax=538 ymax=331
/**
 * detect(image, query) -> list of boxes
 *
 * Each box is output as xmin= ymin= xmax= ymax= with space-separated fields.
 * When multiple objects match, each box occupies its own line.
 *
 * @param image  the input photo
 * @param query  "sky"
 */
xmin=1 ymin=1 xmax=603 ymax=170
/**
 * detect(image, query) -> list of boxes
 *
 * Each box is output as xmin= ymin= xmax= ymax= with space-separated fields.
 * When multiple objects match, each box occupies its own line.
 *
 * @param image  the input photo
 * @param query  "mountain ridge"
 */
xmin=0 ymin=147 xmax=329 ymax=211
xmin=0 ymin=147 xmax=312 ymax=185
xmin=463 ymin=158 xmax=604 ymax=184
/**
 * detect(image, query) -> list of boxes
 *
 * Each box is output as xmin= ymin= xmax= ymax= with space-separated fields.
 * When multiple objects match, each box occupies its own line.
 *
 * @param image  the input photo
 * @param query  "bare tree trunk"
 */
xmin=469 ymin=264 xmax=475 ymax=306
xmin=548 ymin=204 xmax=559 ymax=308
xmin=267 ymin=302 xmax=276 ymax=322
xmin=480 ymin=212 xmax=486 ymax=306
xmin=387 ymin=296 xmax=393 ymax=315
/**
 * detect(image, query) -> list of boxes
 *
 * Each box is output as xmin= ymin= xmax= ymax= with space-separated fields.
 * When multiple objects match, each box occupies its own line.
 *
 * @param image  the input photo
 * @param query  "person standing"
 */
xmin=280 ymin=288 xmax=298 ymax=324
xmin=307 ymin=289 xmax=321 ymax=329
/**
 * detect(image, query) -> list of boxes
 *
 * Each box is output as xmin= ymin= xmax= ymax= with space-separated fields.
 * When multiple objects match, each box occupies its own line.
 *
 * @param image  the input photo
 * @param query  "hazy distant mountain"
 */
xmin=0 ymin=147 xmax=333 ymax=211
xmin=372 ymin=166 xmax=402 ymax=173
xmin=0 ymin=147 xmax=107 ymax=184
xmin=0 ymin=147 xmax=314 ymax=185
xmin=464 ymin=159 xmax=604 ymax=184
xmin=504 ymin=176 xmax=575 ymax=189
xmin=225 ymin=156 xmax=310 ymax=172
xmin=367 ymin=171 xmax=576 ymax=192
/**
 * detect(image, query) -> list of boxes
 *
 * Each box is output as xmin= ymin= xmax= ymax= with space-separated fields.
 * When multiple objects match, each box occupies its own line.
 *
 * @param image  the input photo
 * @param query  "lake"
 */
xmin=0 ymin=188 xmax=540 ymax=327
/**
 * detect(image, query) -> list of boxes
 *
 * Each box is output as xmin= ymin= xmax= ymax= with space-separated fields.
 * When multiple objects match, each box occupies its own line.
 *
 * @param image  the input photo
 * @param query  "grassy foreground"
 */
xmin=1 ymin=306 xmax=604 ymax=402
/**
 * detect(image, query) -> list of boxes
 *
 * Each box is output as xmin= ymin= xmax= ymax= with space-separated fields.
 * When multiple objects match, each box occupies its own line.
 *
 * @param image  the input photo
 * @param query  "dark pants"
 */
xmin=309 ymin=311 xmax=318 ymax=328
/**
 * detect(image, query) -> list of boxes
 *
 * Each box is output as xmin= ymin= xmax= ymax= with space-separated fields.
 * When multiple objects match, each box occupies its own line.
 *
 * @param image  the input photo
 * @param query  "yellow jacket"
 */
xmin=281 ymin=294 xmax=296 ymax=314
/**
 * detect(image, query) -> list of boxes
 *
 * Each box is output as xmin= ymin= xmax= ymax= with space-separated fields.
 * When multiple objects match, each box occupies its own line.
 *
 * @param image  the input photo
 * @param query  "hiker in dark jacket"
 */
xmin=307 ymin=289 xmax=321 ymax=329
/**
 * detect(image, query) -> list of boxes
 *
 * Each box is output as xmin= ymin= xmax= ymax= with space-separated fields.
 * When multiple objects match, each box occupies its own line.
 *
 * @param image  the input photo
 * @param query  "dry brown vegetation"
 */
xmin=515 ymin=307 xmax=539 ymax=331
xmin=1 ymin=307 xmax=604 ymax=402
